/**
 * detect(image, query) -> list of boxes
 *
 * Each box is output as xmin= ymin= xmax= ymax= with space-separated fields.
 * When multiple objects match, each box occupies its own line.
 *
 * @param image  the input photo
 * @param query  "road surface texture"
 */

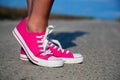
xmin=0 ymin=20 xmax=120 ymax=80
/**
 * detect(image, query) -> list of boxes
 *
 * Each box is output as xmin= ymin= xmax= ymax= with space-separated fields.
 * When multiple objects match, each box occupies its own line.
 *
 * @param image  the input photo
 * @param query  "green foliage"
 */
xmin=49 ymin=14 xmax=95 ymax=20
xmin=0 ymin=6 xmax=27 ymax=20
xmin=0 ymin=6 xmax=95 ymax=20
xmin=116 ymin=18 xmax=120 ymax=22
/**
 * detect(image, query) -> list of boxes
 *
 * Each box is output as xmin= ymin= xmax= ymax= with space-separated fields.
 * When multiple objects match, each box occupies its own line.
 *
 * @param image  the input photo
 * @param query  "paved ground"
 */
xmin=0 ymin=20 xmax=120 ymax=80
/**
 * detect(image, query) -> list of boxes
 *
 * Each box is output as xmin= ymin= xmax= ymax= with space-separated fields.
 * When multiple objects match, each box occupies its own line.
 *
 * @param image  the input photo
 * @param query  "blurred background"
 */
xmin=0 ymin=0 xmax=120 ymax=21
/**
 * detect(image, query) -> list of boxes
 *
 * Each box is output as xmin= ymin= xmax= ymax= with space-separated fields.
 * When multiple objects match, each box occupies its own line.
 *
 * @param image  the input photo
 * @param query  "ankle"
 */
xmin=26 ymin=19 xmax=47 ymax=32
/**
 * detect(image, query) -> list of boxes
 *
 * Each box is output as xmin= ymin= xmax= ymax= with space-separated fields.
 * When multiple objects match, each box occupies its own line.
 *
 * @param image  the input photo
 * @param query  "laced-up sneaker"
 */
xmin=20 ymin=47 xmax=28 ymax=61
xmin=20 ymin=25 xmax=83 ymax=64
xmin=12 ymin=18 xmax=64 ymax=67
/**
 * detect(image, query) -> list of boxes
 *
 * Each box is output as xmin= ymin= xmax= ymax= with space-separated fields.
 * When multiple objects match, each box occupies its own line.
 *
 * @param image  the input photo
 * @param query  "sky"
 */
xmin=0 ymin=0 xmax=120 ymax=20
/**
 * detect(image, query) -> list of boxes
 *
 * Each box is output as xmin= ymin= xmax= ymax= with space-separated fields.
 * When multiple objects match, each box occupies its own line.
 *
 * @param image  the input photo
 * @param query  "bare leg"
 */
xmin=27 ymin=0 xmax=32 ymax=17
xmin=27 ymin=0 xmax=54 ymax=32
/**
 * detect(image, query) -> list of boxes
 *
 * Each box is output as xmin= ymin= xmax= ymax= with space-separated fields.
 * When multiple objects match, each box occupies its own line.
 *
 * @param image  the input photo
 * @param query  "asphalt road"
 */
xmin=0 ymin=20 xmax=120 ymax=80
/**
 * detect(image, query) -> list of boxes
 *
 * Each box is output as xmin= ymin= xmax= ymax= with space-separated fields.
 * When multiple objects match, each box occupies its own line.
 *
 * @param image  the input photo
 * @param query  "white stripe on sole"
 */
xmin=12 ymin=27 xmax=63 ymax=67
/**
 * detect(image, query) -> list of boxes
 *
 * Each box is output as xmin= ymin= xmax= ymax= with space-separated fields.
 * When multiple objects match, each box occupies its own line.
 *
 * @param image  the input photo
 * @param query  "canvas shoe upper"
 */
xmin=12 ymin=18 xmax=64 ymax=67
xmin=20 ymin=25 xmax=83 ymax=64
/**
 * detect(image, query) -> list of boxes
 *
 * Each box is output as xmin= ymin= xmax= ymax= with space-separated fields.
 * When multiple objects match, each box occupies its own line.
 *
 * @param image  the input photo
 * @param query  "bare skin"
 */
xmin=26 ymin=0 xmax=54 ymax=32
xmin=27 ymin=0 xmax=32 ymax=17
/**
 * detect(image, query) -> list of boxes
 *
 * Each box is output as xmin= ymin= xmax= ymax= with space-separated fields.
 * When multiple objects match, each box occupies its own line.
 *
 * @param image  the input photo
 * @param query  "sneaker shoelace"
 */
xmin=36 ymin=35 xmax=52 ymax=56
xmin=45 ymin=25 xmax=70 ymax=54
xmin=36 ymin=26 xmax=54 ymax=56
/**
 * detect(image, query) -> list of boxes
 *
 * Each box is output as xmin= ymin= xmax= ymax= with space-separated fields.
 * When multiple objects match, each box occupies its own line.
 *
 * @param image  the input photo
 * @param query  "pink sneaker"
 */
xmin=20 ymin=47 xmax=28 ymax=61
xmin=12 ymin=18 xmax=64 ymax=67
xmin=20 ymin=25 xmax=83 ymax=64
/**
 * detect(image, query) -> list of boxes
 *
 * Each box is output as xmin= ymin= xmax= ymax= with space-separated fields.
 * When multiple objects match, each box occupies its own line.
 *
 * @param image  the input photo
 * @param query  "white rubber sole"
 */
xmin=59 ymin=57 xmax=83 ymax=64
xmin=12 ymin=27 xmax=64 ymax=67
xmin=20 ymin=54 xmax=28 ymax=61
xmin=20 ymin=53 xmax=83 ymax=64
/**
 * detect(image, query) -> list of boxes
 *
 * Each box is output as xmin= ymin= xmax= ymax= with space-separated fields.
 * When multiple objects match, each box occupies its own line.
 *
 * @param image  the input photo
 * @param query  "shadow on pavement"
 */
xmin=49 ymin=31 xmax=88 ymax=49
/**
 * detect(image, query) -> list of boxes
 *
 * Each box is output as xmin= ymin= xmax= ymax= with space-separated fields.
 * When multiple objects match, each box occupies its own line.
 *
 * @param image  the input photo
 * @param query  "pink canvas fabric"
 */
xmin=49 ymin=42 xmax=74 ymax=58
xmin=19 ymin=24 xmax=83 ymax=64
xmin=12 ymin=18 xmax=64 ymax=67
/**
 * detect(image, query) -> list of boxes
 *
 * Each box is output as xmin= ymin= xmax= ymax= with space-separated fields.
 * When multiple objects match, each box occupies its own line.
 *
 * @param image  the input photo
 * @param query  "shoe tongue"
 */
xmin=38 ymin=32 xmax=45 ymax=35
xmin=28 ymin=31 xmax=45 ymax=36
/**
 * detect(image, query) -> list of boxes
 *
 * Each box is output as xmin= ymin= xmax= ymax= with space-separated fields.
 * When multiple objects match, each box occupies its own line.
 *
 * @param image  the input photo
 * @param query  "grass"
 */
xmin=0 ymin=6 xmax=95 ymax=20
xmin=0 ymin=6 xmax=27 ymax=20
xmin=49 ymin=14 xmax=94 ymax=20
xmin=116 ymin=18 xmax=120 ymax=22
